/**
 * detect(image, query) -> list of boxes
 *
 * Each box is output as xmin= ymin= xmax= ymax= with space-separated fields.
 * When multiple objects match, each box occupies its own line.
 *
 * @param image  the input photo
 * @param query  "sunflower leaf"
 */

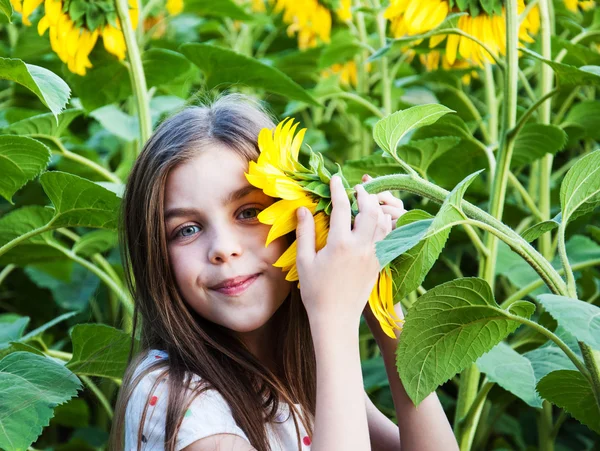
xmin=397 ymin=277 xmax=535 ymax=406
xmin=373 ymin=104 xmax=455 ymax=162
xmin=560 ymin=149 xmax=600 ymax=224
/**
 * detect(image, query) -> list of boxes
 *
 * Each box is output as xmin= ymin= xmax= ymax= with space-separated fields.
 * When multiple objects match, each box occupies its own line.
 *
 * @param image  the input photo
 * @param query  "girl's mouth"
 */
xmin=211 ymin=273 xmax=261 ymax=296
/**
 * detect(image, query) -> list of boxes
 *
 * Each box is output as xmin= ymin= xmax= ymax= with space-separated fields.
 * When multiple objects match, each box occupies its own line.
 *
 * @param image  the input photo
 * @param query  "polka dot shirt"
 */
xmin=124 ymin=349 xmax=312 ymax=450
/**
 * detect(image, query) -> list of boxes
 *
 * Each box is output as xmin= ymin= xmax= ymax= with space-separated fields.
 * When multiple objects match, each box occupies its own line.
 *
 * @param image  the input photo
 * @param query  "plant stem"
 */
xmin=457 ymin=380 xmax=494 ymax=438
xmin=484 ymin=63 xmax=498 ymax=144
xmin=372 ymin=0 xmax=392 ymax=116
xmin=116 ymin=0 xmax=152 ymax=148
xmin=557 ymin=221 xmax=577 ymax=298
xmin=0 ymin=264 xmax=15 ymax=286
xmin=81 ymin=375 xmax=114 ymax=419
xmin=322 ymin=92 xmax=383 ymax=118
xmin=537 ymin=401 xmax=554 ymax=451
xmin=537 ymin=0 xmax=555 ymax=263
xmin=507 ymin=172 xmax=543 ymax=221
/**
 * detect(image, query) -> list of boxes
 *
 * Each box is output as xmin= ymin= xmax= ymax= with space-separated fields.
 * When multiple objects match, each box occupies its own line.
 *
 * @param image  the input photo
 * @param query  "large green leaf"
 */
xmin=4 ymin=109 xmax=83 ymax=137
xmin=561 ymin=101 xmax=600 ymax=141
xmin=537 ymin=370 xmax=600 ymax=434
xmin=512 ymin=124 xmax=567 ymax=168
xmin=0 ymin=352 xmax=82 ymax=451
xmin=180 ymin=43 xmax=319 ymax=106
xmin=523 ymin=327 xmax=579 ymax=383
xmin=67 ymin=61 xmax=130 ymax=112
xmin=66 ymin=324 xmax=137 ymax=379
xmin=0 ymin=314 xmax=30 ymax=345
xmin=342 ymin=153 xmax=402 ymax=186
xmin=521 ymin=48 xmax=600 ymax=87
xmin=143 ymin=48 xmax=194 ymax=88
xmin=40 ymin=171 xmax=120 ymax=229
xmin=373 ymin=104 xmax=455 ymax=161
xmin=560 ymin=150 xmax=600 ymax=224
xmin=0 ymin=135 xmax=51 ymax=203
xmin=396 ymin=136 xmax=460 ymax=177
xmin=537 ymin=294 xmax=600 ymax=350
xmin=0 ymin=58 xmax=70 ymax=118
xmin=89 ymin=105 xmax=139 ymax=142
xmin=0 ymin=205 xmax=64 ymax=265
xmin=397 ymin=277 xmax=535 ymax=405
xmin=476 ymin=342 xmax=542 ymax=408
xmin=183 ymin=0 xmax=252 ymax=20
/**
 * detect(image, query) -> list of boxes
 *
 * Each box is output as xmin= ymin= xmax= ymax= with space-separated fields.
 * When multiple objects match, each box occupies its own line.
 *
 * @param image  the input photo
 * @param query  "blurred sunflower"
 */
xmin=563 ymin=0 xmax=595 ymax=12
xmin=245 ymin=117 xmax=404 ymax=339
xmin=321 ymin=60 xmax=372 ymax=88
xmin=270 ymin=0 xmax=332 ymax=50
xmin=385 ymin=0 xmax=540 ymax=68
xmin=11 ymin=0 xmax=139 ymax=75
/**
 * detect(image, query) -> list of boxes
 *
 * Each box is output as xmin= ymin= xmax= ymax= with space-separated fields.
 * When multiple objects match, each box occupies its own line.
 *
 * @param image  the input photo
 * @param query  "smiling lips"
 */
xmin=210 ymin=273 xmax=261 ymax=296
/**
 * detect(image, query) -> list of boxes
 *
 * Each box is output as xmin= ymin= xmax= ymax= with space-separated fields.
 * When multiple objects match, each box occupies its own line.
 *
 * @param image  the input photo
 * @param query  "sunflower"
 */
xmin=563 ymin=0 xmax=595 ymax=12
xmin=245 ymin=117 xmax=404 ymax=339
xmin=385 ymin=0 xmax=540 ymax=68
xmin=12 ymin=0 xmax=138 ymax=75
xmin=321 ymin=60 xmax=372 ymax=88
xmin=270 ymin=0 xmax=332 ymax=50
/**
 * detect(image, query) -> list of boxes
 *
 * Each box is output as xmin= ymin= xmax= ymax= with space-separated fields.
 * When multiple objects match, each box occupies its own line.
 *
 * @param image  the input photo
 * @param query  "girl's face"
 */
xmin=164 ymin=145 xmax=292 ymax=335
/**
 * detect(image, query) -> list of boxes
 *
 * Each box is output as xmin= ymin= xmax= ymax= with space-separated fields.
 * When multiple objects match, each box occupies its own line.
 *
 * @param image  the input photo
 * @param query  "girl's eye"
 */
xmin=174 ymin=225 xmax=201 ymax=240
xmin=238 ymin=207 xmax=261 ymax=220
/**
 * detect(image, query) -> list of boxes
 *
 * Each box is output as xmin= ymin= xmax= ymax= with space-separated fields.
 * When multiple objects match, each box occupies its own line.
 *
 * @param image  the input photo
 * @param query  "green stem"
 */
xmin=481 ymin=0 xmax=519 ymax=290
xmin=508 ymin=88 xmax=560 ymax=142
xmin=549 ymin=410 xmax=568 ymax=440
xmin=81 ymin=375 xmax=114 ymax=419
xmin=47 ymin=241 xmax=134 ymax=315
xmin=484 ymin=63 xmax=498 ymax=144
xmin=538 ymin=0 xmax=554 ymax=263
xmin=457 ymin=380 xmax=494 ymax=438
xmin=507 ymin=172 xmax=543 ymax=221
xmin=557 ymin=221 xmax=577 ymax=298
xmin=463 ymin=224 xmax=489 ymax=258
xmin=537 ymin=401 xmax=554 ymax=451
xmin=364 ymin=175 xmax=568 ymax=295
xmin=115 ymin=0 xmax=152 ymax=147
xmin=40 ymin=136 xmax=122 ymax=184
xmin=453 ymin=366 xmax=483 ymax=448
xmin=555 ymin=30 xmax=600 ymax=64
xmin=322 ymin=92 xmax=383 ymax=118
xmin=45 ymin=349 xmax=73 ymax=360
xmin=372 ymin=0 xmax=391 ymax=116
xmin=0 ymin=264 xmax=16 ymax=286
xmin=500 ymin=258 xmax=600 ymax=308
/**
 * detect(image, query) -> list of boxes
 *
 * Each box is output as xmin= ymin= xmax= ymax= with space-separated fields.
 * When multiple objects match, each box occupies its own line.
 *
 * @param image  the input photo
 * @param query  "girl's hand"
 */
xmin=295 ymin=175 xmax=392 ymax=332
xmin=361 ymin=174 xmax=406 ymax=230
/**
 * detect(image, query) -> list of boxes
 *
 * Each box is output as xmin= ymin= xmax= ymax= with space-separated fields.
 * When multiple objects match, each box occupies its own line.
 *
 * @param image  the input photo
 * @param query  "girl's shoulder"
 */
xmin=124 ymin=349 xmax=250 ymax=450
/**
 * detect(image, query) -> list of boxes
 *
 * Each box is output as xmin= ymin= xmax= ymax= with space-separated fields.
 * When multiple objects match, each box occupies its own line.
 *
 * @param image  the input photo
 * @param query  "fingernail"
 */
xmin=297 ymin=207 xmax=305 ymax=219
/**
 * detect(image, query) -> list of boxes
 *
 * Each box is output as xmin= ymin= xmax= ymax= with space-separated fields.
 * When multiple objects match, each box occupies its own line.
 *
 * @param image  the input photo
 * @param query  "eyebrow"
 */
xmin=164 ymin=185 xmax=262 ymax=222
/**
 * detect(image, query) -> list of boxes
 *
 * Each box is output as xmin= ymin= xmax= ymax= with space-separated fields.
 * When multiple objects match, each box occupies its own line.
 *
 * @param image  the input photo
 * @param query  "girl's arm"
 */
xmin=363 ymin=304 xmax=459 ymax=451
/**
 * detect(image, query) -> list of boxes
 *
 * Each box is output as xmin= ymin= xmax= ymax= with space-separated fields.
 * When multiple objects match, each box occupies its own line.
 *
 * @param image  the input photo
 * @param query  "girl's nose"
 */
xmin=207 ymin=226 xmax=243 ymax=264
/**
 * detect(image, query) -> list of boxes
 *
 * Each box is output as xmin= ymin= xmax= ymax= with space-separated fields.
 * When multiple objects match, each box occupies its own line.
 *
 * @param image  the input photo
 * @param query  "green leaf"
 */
xmin=0 ymin=314 xmax=29 ymax=344
xmin=183 ymin=0 xmax=252 ymax=20
xmin=180 ymin=43 xmax=320 ymax=106
xmin=0 ymin=352 xmax=82 ymax=451
xmin=143 ymin=48 xmax=193 ymax=88
xmin=521 ymin=214 xmax=561 ymax=242
xmin=41 ymin=171 xmax=120 ymax=229
xmin=0 ymin=0 xmax=12 ymax=22
xmin=373 ymin=104 xmax=455 ymax=160
xmin=67 ymin=61 xmax=130 ymax=111
xmin=342 ymin=153 xmax=402 ymax=186
xmin=66 ymin=324 xmax=137 ymax=379
xmin=376 ymin=170 xmax=482 ymax=268
xmin=560 ymin=149 xmax=600 ymax=223
xmin=90 ymin=105 xmax=139 ymax=142
xmin=561 ymin=101 xmax=600 ymax=141
xmin=396 ymin=136 xmax=461 ymax=176
xmin=537 ymin=294 xmax=600 ymax=350
xmin=537 ymin=370 xmax=600 ymax=434
xmin=524 ymin=330 xmax=579 ymax=383
xmin=476 ymin=342 xmax=542 ymax=408
xmin=520 ymin=48 xmax=600 ymax=87
xmin=72 ymin=229 xmax=118 ymax=257
xmin=512 ymin=124 xmax=567 ymax=168
xmin=397 ymin=277 xmax=535 ymax=405
xmin=318 ymin=29 xmax=362 ymax=69
xmin=4 ymin=109 xmax=83 ymax=137
xmin=0 ymin=135 xmax=52 ymax=203
xmin=0 ymin=205 xmax=64 ymax=266
xmin=0 ymin=58 xmax=70 ymax=119
xmin=362 ymin=356 xmax=389 ymax=391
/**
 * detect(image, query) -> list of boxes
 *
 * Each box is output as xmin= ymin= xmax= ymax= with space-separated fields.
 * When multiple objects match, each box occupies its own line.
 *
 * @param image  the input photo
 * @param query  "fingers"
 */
xmin=362 ymin=174 xmax=404 ymax=209
xmin=295 ymin=207 xmax=316 ymax=265
xmin=328 ymin=176 xmax=351 ymax=239
xmin=353 ymin=184 xmax=383 ymax=242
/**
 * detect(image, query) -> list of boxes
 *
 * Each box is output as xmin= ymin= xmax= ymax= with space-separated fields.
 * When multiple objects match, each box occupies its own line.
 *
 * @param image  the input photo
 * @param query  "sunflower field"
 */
xmin=1 ymin=0 xmax=600 ymax=449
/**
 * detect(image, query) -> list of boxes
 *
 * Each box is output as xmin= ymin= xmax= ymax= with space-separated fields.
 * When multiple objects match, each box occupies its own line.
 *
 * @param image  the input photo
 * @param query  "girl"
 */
xmin=109 ymin=92 xmax=457 ymax=450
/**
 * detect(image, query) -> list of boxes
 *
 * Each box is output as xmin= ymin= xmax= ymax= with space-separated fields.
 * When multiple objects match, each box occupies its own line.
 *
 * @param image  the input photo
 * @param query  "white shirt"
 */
xmin=124 ymin=349 xmax=312 ymax=450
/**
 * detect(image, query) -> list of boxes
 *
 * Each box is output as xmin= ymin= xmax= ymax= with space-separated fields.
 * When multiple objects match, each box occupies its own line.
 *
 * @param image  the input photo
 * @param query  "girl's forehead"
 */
xmin=164 ymin=146 xmax=251 ymax=208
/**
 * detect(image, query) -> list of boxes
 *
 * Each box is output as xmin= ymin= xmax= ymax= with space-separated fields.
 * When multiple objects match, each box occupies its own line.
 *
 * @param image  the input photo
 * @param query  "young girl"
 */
xmin=109 ymin=92 xmax=457 ymax=451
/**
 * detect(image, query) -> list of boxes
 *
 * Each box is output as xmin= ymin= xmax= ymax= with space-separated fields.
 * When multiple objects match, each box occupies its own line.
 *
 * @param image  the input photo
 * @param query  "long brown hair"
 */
xmin=109 ymin=92 xmax=317 ymax=450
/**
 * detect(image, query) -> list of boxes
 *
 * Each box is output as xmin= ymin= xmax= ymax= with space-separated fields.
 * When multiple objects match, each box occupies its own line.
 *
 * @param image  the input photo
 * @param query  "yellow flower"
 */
xmin=245 ymin=117 xmax=404 ymax=339
xmin=270 ymin=0 xmax=332 ymax=50
xmin=335 ymin=0 xmax=351 ymax=22
xmin=321 ymin=60 xmax=372 ymax=88
xmin=166 ymin=0 xmax=184 ymax=15
xmin=564 ymin=0 xmax=595 ymax=11
xmin=20 ymin=0 xmax=138 ymax=75
xmin=385 ymin=0 xmax=449 ymax=36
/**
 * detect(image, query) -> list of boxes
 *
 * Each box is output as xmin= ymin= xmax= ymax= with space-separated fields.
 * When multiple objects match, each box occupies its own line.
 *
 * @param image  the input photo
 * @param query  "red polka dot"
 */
xmin=302 ymin=436 xmax=311 ymax=446
xmin=149 ymin=396 xmax=158 ymax=406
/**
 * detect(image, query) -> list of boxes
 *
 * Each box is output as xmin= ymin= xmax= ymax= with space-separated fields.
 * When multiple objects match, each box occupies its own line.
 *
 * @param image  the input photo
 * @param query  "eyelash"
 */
xmin=172 ymin=206 xmax=262 ymax=241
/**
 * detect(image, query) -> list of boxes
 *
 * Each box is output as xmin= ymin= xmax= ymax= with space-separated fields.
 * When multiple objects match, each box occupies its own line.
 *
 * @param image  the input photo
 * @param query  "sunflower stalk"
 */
xmin=115 ymin=0 xmax=152 ymax=147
